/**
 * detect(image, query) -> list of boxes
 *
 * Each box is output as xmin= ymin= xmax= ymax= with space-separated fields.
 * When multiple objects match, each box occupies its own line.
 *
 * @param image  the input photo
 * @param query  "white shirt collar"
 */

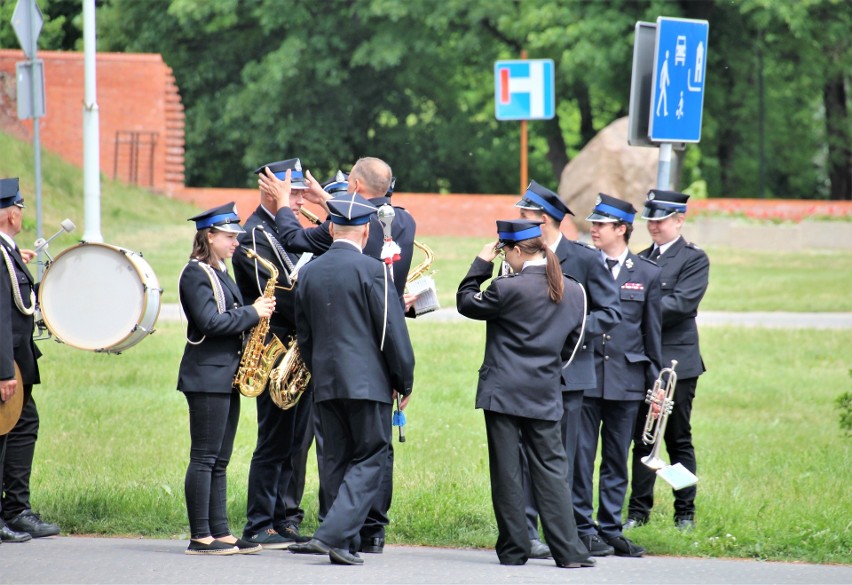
xmin=655 ymin=235 xmax=682 ymax=257
xmin=336 ymin=238 xmax=363 ymax=252
xmin=0 ymin=231 xmax=16 ymax=249
xmin=260 ymin=204 xmax=276 ymax=220
xmin=600 ymin=247 xmax=629 ymax=267
xmin=521 ymin=257 xmax=548 ymax=271
xmin=548 ymin=232 xmax=563 ymax=252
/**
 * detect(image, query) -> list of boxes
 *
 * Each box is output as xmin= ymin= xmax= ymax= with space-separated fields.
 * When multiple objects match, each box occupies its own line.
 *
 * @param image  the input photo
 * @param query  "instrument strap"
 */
xmin=254 ymin=226 xmax=295 ymax=289
xmin=178 ymin=260 xmax=226 ymax=345
xmin=0 ymin=245 xmax=36 ymax=316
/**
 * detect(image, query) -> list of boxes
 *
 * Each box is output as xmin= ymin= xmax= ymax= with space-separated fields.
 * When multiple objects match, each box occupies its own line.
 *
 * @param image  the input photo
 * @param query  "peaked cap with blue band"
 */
xmin=641 ymin=189 xmax=689 ymax=220
xmin=254 ymin=158 xmax=308 ymax=190
xmin=514 ymin=179 xmax=573 ymax=222
xmin=586 ymin=193 xmax=637 ymax=224
xmin=188 ymin=201 xmax=245 ymax=234
xmin=0 ymin=177 xmax=24 ymax=209
xmin=322 ymin=170 xmax=350 ymax=195
xmin=327 ymin=193 xmax=378 ymax=226
xmin=386 ymin=176 xmax=396 ymax=197
xmin=495 ymin=219 xmax=543 ymax=250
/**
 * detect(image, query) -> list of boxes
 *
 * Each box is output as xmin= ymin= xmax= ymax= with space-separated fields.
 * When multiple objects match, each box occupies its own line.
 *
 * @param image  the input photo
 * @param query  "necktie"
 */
xmin=649 ymin=247 xmax=661 ymax=261
xmin=605 ymin=258 xmax=619 ymax=277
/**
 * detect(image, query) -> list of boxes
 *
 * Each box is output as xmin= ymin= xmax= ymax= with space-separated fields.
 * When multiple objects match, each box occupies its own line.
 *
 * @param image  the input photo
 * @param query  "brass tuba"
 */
xmin=268 ymin=336 xmax=311 ymax=410
xmin=233 ymin=250 xmax=286 ymax=397
xmin=640 ymin=360 xmax=678 ymax=470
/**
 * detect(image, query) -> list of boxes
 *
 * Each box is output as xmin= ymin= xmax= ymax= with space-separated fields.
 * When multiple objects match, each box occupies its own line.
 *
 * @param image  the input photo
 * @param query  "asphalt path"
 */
xmin=1 ymin=536 xmax=850 ymax=584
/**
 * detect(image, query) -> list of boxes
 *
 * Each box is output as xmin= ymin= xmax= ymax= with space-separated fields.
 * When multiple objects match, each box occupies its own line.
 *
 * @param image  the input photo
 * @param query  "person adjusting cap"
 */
xmin=326 ymin=193 xmax=378 ymax=225
xmin=495 ymin=218 xmax=543 ymax=250
xmin=514 ymin=179 xmax=573 ymax=222
xmin=0 ymin=177 xmax=24 ymax=208
xmin=254 ymin=158 xmax=308 ymax=190
xmin=322 ymin=170 xmax=349 ymax=195
xmin=641 ymin=189 xmax=689 ymax=220
xmin=187 ymin=201 xmax=245 ymax=233
xmin=586 ymin=193 xmax=637 ymax=224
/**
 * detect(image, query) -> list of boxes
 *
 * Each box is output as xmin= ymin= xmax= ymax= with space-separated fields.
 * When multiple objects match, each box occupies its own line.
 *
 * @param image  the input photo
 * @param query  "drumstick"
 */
xmin=34 ymin=219 xmax=76 ymax=252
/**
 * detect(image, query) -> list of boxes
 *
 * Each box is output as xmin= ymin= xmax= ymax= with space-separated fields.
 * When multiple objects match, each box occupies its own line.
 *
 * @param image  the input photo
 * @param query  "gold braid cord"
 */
xmin=1 ymin=245 xmax=35 ymax=316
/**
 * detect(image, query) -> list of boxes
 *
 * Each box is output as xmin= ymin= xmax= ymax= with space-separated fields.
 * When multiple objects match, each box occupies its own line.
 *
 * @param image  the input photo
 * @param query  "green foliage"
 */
xmin=838 ymin=372 xmax=852 ymax=437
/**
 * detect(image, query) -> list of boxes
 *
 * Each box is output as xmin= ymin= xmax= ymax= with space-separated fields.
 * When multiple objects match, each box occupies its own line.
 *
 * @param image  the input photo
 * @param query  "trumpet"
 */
xmin=640 ymin=360 xmax=678 ymax=471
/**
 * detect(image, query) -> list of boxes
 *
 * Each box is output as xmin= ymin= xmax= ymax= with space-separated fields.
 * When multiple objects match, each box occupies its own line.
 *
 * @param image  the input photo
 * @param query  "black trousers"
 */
xmin=360 ymin=441 xmax=393 ymax=541
xmin=2 ymin=387 xmax=37 ymax=520
xmin=281 ymin=389 xmax=315 ymax=529
xmin=243 ymin=388 xmax=299 ymax=537
xmin=484 ymin=410 xmax=588 ymax=566
xmin=573 ymin=398 xmax=641 ymax=538
xmin=523 ymin=389 xmax=583 ymax=539
xmin=628 ymin=376 xmax=698 ymax=520
xmin=184 ymin=391 xmax=240 ymax=539
xmin=313 ymin=399 xmax=390 ymax=552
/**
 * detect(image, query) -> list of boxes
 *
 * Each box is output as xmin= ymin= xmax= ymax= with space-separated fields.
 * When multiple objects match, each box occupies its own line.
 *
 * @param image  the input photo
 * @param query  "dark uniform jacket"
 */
xmin=457 ymin=257 xmax=586 ymax=422
xmin=295 ymin=241 xmax=415 ymax=404
xmin=639 ymin=236 xmax=709 ymax=379
xmin=589 ymin=252 xmax=662 ymax=400
xmin=362 ymin=197 xmax=416 ymax=306
xmin=232 ymin=205 xmax=300 ymax=337
xmin=0 ymin=238 xmax=40 ymax=384
xmin=177 ymin=260 xmax=260 ymax=393
xmin=554 ymin=237 xmax=622 ymax=391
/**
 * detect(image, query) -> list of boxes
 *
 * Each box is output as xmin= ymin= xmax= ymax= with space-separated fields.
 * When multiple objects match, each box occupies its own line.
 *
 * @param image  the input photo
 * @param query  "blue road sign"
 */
xmin=494 ymin=59 xmax=555 ymax=121
xmin=649 ymin=17 xmax=709 ymax=142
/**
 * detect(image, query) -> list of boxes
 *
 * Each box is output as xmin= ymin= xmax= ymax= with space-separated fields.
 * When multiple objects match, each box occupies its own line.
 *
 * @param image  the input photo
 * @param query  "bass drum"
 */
xmin=38 ymin=242 xmax=162 ymax=353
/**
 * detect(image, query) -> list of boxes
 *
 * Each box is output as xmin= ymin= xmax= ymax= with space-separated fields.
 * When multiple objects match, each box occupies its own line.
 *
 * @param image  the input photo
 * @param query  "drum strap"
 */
xmin=179 ymin=260 xmax=226 ymax=346
xmin=0 ymin=245 xmax=36 ymax=316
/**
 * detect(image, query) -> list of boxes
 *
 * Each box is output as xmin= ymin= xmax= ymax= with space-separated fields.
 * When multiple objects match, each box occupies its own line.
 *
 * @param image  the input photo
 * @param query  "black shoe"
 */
xmin=223 ymin=538 xmax=262 ymax=554
xmin=6 ymin=510 xmax=60 ymax=538
xmin=185 ymin=540 xmax=239 ymax=556
xmin=289 ymin=538 xmax=330 ymax=555
xmin=623 ymin=516 xmax=648 ymax=531
xmin=246 ymin=528 xmax=291 ymax=550
xmin=579 ymin=534 xmax=614 ymax=556
xmin=359 ymin=536 xmax=384 ymax=554
xmin=329 ymin=546 xmax=364 ymax=565
xmin=528 ymin=539 xmax=551 ymax=559
xmin=675 ymin=515 xmax=695 ymax=532
xmin=277 ymin=523 xmax=311 ymax=544
xmin=557 ymin=557 xmax=596 ymax=568
xmin=603 ymin=534 xmax=645 ymax=557
xmin=0 ymin=524 xmax=32 ymax=543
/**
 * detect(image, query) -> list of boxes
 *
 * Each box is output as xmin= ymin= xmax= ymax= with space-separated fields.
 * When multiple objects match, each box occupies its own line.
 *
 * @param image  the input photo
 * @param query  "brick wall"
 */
xmin=0 ymin=49 xmax=184 ymax=194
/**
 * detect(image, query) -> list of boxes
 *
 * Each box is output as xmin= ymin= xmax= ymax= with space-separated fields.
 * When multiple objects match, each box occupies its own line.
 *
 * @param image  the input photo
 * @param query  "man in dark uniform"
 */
xmin=289 ymin=193 xmax=415 ymax=565
xmin=0 ymin=178 xmax=59 ymax=542
xmin=232 ymin=159 xmax=313 ymax=549
xmin=573 ymin=194 xmax=662 ymax=557
xmin=514 ymin=180 xmax=622 ymax=558
xmin=626 ymin=190 xmax=709 ymax=531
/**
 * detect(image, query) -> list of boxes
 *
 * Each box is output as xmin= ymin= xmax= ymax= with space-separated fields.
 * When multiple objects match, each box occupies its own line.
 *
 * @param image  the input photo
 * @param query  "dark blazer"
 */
xmin=0 ymin=238 xmax=40 ymax=384
xmin=639 ymin=237 xmax=709 ymax=379
xmin=362 ymin=197 xmax=417 ymax=305
xmin=457 ymin=257 xmax=586 ymax=421
xmin=589 ymin=252 xmax=662 ymax=400
xmin=232 ymin=205 xmax=301 ymax=337
xmin=177 ymin=260 xmax=260 ymax=393
xmin=554 ymin=237 xmax=622 ymax=391
xmin=276 ymin=208 xmax=334 ymax=255
xmin=295 ymin=241 xmax=415 ymax=403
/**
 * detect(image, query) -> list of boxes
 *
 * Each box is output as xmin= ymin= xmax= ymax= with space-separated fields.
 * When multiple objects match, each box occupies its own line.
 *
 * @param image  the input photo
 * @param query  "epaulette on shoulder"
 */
xmin=636 ymin=255 xmax=658 ymax=266
xmin=495 ymin=272 xmax=518 ymax=281
xmin=570 ymin=239 xmax=596 ymax=251
xmin=686 ymin=241 xmax=702 ymax=250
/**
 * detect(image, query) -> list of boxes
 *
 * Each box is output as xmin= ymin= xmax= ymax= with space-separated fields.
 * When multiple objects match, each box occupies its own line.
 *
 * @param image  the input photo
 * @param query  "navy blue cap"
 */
xmin=641 ymin=190 xmax=689 ymax=220
xmin=0 ymin=178 xmax=24 ymax=209
xmin=322 ymin=170 xmax=350 ymax=195
xmin=254 ymin=158 xmax=308 ymax=190
xmin=386 ymin=176 xmax=396 ymax=197
xmin=187 ymin=202 xmax=245 ymax=233
xmin=514 ymin=180 xmax=573 ymax=221
xmin=586 ymin=193 xmax=637 ymax=224
xmin=327 ymin=193 xmax=378 ymax=226
xmin=495 ymin=219 xmax=543 ymax=249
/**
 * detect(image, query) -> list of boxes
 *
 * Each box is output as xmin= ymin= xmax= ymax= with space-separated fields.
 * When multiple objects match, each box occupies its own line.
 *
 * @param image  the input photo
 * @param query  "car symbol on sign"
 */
xmin=675 ymin=36 xmax=687 ymax=65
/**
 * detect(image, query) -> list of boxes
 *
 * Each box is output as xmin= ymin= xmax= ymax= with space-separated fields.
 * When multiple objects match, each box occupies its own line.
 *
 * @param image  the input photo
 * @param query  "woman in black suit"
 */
xmin=456 ymin=219 xmax=593 ymax=569
xmin=177 ymin=202 xmax=274 ymax=556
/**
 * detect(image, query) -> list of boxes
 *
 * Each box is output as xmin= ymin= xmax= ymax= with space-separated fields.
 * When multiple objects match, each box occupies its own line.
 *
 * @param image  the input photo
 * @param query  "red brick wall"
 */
xmin=0 ymin=49 xmax=184 ymax=194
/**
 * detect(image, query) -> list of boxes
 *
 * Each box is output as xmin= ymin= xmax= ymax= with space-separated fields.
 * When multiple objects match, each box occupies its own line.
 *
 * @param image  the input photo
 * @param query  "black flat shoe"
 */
xmin=289 ymin=538 xmax=330 ymax=555
xmin=604 ymin=534 xmax=646 ymax=557
xmin=529 ymin=538 xmax=552 ymax=559
xmin=557 ymin=557 xmax=596 ymax=568
xmin=0 ymin=524 xmax=32 ymax=543
xmin=329 ymin=547 xmax=364 ymax=565
xmin=6 ymin=510 xmax=60 ymax=538
xmin=579 ymin=534 xmax=614 ymax=556
xmin=185 ymin=540 xmax=238 ymax=556
xmin=219 ymin=538 xmax=262 ymax=554
xmin=359 ymin=537 xmax=384 ymax=554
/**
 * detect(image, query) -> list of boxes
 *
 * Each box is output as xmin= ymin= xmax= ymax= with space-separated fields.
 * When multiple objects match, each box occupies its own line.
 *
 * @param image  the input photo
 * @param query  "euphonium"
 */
xmin=233 ymin=249 xmax=286 ymax=397
xmin=640 ymin=359 xmax=678 ymax=471
xmin=268 ymin=336 xmax=311 ymax=410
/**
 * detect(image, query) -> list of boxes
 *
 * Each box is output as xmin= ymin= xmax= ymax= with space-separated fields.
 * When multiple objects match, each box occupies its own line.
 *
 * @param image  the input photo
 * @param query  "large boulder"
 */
xmin=558 ymin=117 xmax=658 ymax=233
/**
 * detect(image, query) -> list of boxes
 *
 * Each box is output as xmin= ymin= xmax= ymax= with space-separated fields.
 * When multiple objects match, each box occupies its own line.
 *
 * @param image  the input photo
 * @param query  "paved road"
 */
xmin=1 ymin=536 xmax=850 ymax=584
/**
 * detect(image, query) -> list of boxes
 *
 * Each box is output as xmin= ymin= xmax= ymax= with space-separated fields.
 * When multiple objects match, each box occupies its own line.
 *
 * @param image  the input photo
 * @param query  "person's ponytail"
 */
xmin=544 ymin=247 xmax=564 ymax=303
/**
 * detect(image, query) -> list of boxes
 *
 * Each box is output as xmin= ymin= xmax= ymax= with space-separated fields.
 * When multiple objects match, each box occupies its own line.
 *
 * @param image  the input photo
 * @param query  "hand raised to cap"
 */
xmin=302 ymin=169 xmax=332 ymax=210
xmin=258 ymin=167 xmax=291 ymax=213
xmin=477 ymin=239 xmax=501 ymax=263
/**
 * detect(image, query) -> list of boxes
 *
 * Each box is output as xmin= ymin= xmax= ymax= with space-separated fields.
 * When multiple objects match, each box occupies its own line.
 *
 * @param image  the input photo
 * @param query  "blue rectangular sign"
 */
xmin=494 ymin=59 xmax=555 ymax=121
xmin=648 ymin=17 xmax=709 ymax=142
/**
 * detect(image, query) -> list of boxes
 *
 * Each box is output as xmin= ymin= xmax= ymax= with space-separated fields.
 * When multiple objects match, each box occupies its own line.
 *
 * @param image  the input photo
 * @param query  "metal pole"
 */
xmin=519 ymin=49 xmax=528 ymax=194
xmin=28 ymin=1 xmax=44 ymax=277
xmin=655 ymin=142 xmax=673 ymax=190
xmin=82 ymin=0 xmax=102 ymax=242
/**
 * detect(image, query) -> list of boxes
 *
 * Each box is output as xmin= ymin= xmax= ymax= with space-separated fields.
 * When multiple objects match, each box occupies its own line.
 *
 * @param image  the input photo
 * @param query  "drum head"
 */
xmin=40 ymin=243 xmax=152 ymax=351
xmin=0 ymin=363 xmax=24 ymax=435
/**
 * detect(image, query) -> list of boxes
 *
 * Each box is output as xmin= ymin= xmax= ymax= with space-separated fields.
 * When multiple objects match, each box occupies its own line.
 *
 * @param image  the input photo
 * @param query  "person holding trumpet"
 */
xmin=177 ymin=202 xmax=274 ymax=556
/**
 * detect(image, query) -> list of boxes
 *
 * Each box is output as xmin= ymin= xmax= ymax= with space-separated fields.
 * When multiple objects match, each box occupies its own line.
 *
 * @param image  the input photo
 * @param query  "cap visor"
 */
xmin=212 ymin=223 xmax=245 ymax=234
xmin=585 ymin=212 xmax=619 ymax=222
xmin=641 ymin=207 xmax=677 ymax=220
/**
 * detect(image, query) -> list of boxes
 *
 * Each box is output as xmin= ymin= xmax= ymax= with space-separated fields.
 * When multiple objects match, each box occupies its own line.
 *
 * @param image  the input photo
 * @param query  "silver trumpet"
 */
xmin=640 ymin=359 xmax=678 ymax=471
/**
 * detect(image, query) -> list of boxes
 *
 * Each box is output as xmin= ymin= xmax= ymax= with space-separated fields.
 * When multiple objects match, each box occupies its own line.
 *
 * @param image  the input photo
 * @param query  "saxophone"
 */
xmin=233 ymin=249 xmax=286 ymax=397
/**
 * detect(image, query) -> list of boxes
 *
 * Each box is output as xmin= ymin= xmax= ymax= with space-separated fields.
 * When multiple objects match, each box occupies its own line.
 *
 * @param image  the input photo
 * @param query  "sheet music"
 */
xmin=408 ymin=276 xmax=440 ymax=316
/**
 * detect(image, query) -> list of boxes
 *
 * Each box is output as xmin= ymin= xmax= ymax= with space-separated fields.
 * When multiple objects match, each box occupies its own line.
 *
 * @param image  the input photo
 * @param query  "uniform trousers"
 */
xmin=313 ymin=398 xmax=391 ymax=552
xmin=2 ymin=388 xmax=37 ymax=520
xmin=281 ymin=390 xmax=315 ymax=529
xmin=243 ymin=389 xmax=298 ymax=537
xmin=485 ymin=410 xmax=588 ymax=566
xmin=573 ymin=398 xmax=641 ymax=538
xmin=629 ymin=376 xmax=698 ymax=520
xmin=184 ymin=391 xmax=240 ymax=539
xmin=523 ymin=389 xmax=583 ymax=539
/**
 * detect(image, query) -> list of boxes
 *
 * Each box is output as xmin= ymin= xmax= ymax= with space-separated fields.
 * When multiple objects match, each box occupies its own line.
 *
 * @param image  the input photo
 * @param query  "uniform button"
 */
xmin=582 ymin=345 xmax=587 ymax=350
xmin=606 ymin=334 xmax=612 ymax=340
xmin=604 ymin=355 xmax=610 ymax=361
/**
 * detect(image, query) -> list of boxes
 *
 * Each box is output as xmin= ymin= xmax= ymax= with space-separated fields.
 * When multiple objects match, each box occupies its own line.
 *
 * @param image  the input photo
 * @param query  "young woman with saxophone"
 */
xmin=456 ymin=219 xmax=594 ymax=570
xmin=176 ymin=202 xmax=275 ymax=556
